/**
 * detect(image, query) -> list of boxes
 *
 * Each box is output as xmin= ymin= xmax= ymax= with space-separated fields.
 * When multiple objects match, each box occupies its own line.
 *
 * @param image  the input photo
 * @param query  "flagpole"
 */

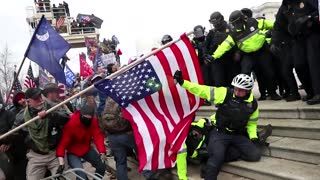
xmin=4 ymin=57 xmax=27 ymax=105
xmin=0 ymin=31 xmax=193 ymax=140
xmin=4 ymin=16 xmax=46 ymax=105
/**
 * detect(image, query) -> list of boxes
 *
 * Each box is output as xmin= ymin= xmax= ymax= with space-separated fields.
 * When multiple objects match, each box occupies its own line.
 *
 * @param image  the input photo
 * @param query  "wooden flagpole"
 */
xmin=0 ymin=31 xmax=193 ymax=140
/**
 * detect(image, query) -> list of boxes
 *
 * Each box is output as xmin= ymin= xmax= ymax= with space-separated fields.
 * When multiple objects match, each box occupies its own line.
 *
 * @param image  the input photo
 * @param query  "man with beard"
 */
xmin=42 ymin=83 xmax=73 ymax=114
xmin=21 ymin=88 xmax=69 ymax=179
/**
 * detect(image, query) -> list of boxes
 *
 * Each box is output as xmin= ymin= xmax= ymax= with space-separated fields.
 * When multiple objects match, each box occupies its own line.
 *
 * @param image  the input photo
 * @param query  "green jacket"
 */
xmin=181 ymin=80 xmax=258 ymax=139
xmin=24 ymin=106 xmax=50 ymax=153
xmin=212 ymin=19 xmax=274 ymax=59
xmin=176 ymin=118 xmax=208 ymax=180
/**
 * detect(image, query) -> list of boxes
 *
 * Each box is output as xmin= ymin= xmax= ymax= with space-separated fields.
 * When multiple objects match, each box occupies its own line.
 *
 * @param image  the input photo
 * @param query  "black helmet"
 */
xmin=193 ymin=25 xmax=205 ymax=41
xmin=229 ymin=10 xmax=245 ymax=24
xmin=209 ymin=11 xmax=224 ymax=26
xmin=161 ymin=34 xmax=173 ymax=45
xmin=241 ymin=8 xmax=253 ymax=18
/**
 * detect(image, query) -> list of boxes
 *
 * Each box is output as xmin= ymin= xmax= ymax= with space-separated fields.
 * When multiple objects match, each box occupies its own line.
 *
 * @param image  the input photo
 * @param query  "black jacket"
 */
xmin=0 ymin=108 xmax=15 ymax=145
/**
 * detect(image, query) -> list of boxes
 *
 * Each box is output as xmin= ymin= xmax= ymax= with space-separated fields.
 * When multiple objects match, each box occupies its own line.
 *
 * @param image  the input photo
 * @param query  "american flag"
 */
xmin=95 ymin=33 xmax=203 ymax=171
xmin=24 ymin=64 xmax=37 ymax=88
xmin=56 ymin=17 xmax=65 ymax=29
xmin=58 ymin=83 xmax=66 ymax=99
xmin=8 ymin=71 xmax=22 ymax=103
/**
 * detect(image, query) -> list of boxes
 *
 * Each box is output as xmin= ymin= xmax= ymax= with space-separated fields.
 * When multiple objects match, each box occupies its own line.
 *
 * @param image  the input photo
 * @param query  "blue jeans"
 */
xmin=109 ymin=133 xmax=137 ymax=180
xmin=67 ymin=146 xmax=106 ymax=180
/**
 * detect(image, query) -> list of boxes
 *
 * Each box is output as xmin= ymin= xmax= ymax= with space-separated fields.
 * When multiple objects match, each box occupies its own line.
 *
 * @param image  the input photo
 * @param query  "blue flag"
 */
xmin=65 ymin=65 xmax=77 ymax=88
xmin=25 ymin=15 xmax=71 ymax=84
xmin=93 ymin=48 xmax=104 ymax=71
xmin=94 ymin=61 xmax=162 ymax=107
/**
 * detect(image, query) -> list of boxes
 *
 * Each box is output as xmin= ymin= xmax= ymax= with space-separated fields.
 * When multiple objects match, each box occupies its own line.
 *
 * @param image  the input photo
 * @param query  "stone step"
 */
xmin=222 ymin=156 xmax=320 ymax=180
xmin=259 ymin=119 xmax=320 ymax=140
xmin=263 ymin=136 xmax=320 ymax=164
xmin=107 ymin=156 xmax=252 ymax=180
xmin=196 ymin=100 xmax=320 ymax=120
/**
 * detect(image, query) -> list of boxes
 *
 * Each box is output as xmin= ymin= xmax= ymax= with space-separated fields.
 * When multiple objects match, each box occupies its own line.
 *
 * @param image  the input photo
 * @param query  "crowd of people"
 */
xmin=1 ymin=0 xmax=320 ymax=179
xmin=190 ymin=3 xmax=320 ymax=106
xmin=34 ymin=0 xmax=69 ymax=17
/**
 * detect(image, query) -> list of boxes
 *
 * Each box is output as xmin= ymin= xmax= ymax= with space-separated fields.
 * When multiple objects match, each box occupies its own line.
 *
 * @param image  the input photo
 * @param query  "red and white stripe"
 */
xmin=24 ymin=75 xmax=36 ymax=88
xmin=58 ymin=83 xmax=66 ymax=99
xmin=56 ymin=17 xmax=65 ymax=29
xmin=122 ymin=34 xmax=204 ymax=171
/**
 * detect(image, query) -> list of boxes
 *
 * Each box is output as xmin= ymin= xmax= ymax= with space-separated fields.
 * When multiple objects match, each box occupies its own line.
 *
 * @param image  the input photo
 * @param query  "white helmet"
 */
xmin=231 ymin=74 xmax=254 ymax=90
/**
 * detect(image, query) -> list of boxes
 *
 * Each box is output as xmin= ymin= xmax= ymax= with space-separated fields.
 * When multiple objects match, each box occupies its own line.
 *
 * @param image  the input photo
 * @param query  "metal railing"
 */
xmin=41 ymin=168 xmax=104 ymax=180
xmin=71 ymin=26 xmax=96 ymax=35
xmin=53 ymin=7 xmax=67 ymax=18
xmin=35 ymin=2 xmax=51 ymax=13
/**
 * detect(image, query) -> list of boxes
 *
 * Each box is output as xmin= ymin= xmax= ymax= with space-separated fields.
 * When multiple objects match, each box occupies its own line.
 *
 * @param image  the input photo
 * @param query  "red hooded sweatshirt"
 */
xmin=56 ymin=111 xmax=106 ymax=157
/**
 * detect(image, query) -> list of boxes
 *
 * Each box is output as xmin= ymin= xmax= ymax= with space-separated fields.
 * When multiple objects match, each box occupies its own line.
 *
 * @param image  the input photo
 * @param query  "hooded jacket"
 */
xmin=56 ymin=110 xmax=106 ymax=157
xmin=9 ymin=91 xmax=25 ymax=116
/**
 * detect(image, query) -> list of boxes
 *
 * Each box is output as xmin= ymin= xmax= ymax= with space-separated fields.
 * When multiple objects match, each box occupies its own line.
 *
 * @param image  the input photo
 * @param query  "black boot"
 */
xmin=258 ymin=124 xmax=272 ymax=145
xmin=302 ymin=94 xmax=314 ymax=101
xmin=203 ymin=100 xmax=212 ymax=106
xmin=285 ymin=93 xmax=301 ymax=102
xmin=307 ymin=95 xmax=320 ymax=105
xmin=258 ymin=94 xmax=267 ymax=101
xmin=270 ymin=93 xmax=282 ymax=100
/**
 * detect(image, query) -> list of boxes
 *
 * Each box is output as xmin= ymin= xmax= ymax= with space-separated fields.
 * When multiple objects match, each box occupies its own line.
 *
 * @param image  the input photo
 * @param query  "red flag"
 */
xmin=79 ymin=53 xmax=93 ymax=77
xmin=117 ymin=48 xmax=122 ymax=55
xmin=95 ymin=33 xmax=204 ymax=171
xmin=56 ymin=17 xmax=65 ymax=29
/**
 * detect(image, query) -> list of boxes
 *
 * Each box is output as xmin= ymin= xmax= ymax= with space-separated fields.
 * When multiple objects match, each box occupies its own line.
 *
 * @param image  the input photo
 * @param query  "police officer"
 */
xmin=273 ymin=0 xmax=320 ymax=105
xmin=204 ymin=10 xmax=282 ymax=100
xmin=161 ymin=34 xmax=173 ymax=45
xmin=193 ymin=25 xmax=212 ymax=106
xmin=177 ymin=118 xmax=212 ymax=180
xmin=174 ymin=71 xmax=261 ymax=180
xmin=205 ymin=11 xmax=241 ymax=88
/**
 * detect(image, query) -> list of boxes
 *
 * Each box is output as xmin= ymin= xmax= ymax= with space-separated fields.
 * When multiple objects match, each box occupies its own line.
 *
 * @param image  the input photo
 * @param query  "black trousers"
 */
xmin=292 ymin=32 xmax=320 ymax=95
xmin=279 ymin=44 xmax=299 ymax=95
xmin=201 ymin=63 xmax=213 ymax=86
xmin=211 ymin=54 xmax=241 ymax=87
xmin=205 ymin=130 xmax=261 ymax=180
xmin=241 ymin=44 xmax=277 ymax=95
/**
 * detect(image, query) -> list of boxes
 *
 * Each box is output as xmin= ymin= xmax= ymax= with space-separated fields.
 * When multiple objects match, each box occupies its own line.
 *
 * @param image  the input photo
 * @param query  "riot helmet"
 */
xmin=193 ymin=25 xmax=205 ymax=42
xmin=229 ymin=10 xmax=246 ymax=30
xmin=209 ymin=11 xmax=224 ymax=29
xmin=241 ymin=8 xmax=253 ymax=18
xmin=161 ymin=34 xmax=173 ymax=45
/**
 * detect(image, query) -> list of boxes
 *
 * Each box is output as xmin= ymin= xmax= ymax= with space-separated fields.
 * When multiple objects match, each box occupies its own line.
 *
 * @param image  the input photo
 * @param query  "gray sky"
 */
xmin=0 ymin=0 xmax=281 ymax=75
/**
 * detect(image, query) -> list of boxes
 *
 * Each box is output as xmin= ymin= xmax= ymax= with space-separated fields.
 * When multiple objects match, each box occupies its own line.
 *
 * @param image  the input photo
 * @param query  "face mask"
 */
xmin=80 ymin=115 xmax=92 ymax=128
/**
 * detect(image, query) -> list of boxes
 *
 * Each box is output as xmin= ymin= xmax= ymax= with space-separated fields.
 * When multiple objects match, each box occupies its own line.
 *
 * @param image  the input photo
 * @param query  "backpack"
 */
xmin=100 ymin=97 xmax=131 ymax=134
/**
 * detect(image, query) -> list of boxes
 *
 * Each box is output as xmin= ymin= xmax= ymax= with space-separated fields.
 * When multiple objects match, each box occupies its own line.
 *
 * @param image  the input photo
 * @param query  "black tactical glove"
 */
xmin=203 ymin=54 xmax=214 ymax=64
xmin=56 ymin=165 xmax=64 ymax=175
xmin=251 ymin=138 xmax=259 ymax=145
xmin=173 ymin=70 xmax=184 ymax=85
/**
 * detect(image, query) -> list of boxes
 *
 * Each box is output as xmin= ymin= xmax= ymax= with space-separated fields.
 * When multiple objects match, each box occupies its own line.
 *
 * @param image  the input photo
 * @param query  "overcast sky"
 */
xmin=0 ymin=0 xmax=281 ymax=75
